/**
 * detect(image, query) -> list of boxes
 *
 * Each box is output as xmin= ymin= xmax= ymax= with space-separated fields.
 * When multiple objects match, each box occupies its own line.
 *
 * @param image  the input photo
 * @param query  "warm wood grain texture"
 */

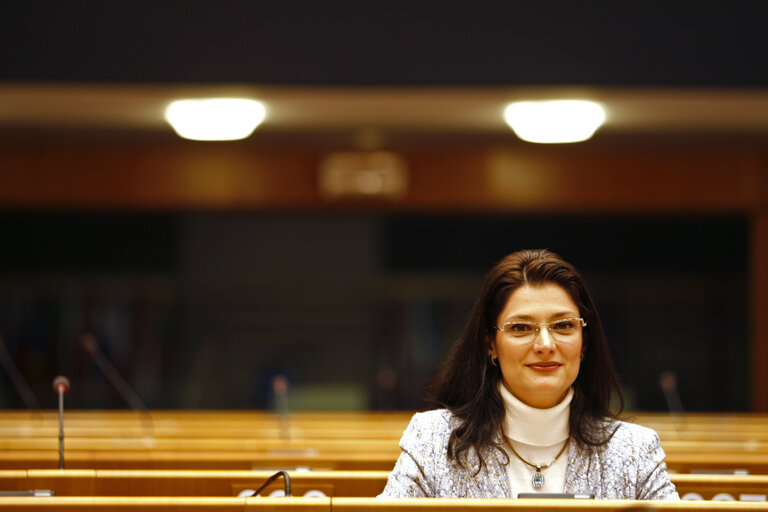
xmin=3 ymin=469 xmax=768 ymax=500
xmin=334 ymin=498 xmax=768 ymax=511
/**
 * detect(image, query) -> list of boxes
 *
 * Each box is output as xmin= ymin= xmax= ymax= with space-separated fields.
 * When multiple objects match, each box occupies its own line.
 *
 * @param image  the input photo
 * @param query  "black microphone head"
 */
xmin=52 ymin=375 xmax=70 ymax=394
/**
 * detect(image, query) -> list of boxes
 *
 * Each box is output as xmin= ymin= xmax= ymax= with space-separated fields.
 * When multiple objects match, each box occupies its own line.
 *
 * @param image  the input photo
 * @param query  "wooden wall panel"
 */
xmin=0 ymin=143 xmax=321 ymax=210
xmin=0 ymin=142 xmax=762 ymax=213
xmin=482 ymin=148 xmax=760 ymax=212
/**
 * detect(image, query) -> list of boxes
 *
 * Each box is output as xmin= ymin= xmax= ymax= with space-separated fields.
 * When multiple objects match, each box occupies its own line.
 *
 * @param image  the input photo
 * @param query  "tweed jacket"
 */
xmin=380 ymin=409 xmax=679 ymax=500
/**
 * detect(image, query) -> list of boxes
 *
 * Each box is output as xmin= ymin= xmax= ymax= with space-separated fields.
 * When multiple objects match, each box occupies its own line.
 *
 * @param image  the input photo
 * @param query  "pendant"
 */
xmin=532 ymin=468 xmax=544 ymax=488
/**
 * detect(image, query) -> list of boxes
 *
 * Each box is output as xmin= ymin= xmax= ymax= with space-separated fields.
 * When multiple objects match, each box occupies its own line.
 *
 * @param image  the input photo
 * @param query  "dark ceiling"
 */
xmin=2 ymin=1 xmax=767 ymax=86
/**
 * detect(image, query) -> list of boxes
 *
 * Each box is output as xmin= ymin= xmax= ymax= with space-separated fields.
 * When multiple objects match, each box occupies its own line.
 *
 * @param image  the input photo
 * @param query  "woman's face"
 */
xmin=489 ymin=282 xmax=583 ymax=409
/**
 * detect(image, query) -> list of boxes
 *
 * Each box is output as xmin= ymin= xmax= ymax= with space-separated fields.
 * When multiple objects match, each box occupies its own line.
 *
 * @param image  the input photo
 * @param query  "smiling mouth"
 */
xmin=527 ymin=362 xmax=561 ymax=371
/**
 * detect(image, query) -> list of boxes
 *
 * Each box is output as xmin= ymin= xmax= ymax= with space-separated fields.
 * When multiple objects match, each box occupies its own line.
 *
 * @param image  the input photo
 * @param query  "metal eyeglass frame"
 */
xmin=492 ymin=317 xmax=587 ymax=343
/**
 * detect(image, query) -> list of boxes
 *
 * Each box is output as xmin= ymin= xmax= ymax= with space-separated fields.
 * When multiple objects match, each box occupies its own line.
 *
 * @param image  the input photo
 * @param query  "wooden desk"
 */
xmin=3 ymin=411 xmax=768 ymax=441
xmin=5 ymin=437 xmax=768 ymax=455
xmin=0 ymin=449 xmax=399 ymax=470
xmin=0 ymin=496 xmax=329 ymax=511
xmin=4 ymin=410 xmax=768 ymax=475
xmin=335 ymin=498 xmax=768 ymax=511
xmin=4 ymin=449 xmax=768 ymax=473
xmin=2 ymin=470 xmax=768 ymax=501
xmin=0 ymin=497 xmax=766 ymax=512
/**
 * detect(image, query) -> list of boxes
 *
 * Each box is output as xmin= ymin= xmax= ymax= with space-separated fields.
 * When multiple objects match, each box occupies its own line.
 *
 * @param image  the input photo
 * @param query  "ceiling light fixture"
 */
xmin=503 ymin=100 xmax=606 ymax=143
xmin=164 ymin=98 xmax=266 ymax=141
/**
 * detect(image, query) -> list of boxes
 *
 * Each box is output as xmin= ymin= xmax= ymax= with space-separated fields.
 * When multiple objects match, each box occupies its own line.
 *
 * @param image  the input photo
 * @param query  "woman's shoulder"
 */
xmin=405 ymin=408 xmax=459 ymax=434
xmin=611 ymin=420 xmax=661 ymax=439
xmin=398 ymin=409 xmax=459 ymax=455
xmin=602 ymin=419 xmax=663 ymax=453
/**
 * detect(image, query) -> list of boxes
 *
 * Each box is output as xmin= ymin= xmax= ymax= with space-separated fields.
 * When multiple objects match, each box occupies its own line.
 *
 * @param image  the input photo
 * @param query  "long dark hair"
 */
xmin=430 ymin=249 xmax=624 ymax=469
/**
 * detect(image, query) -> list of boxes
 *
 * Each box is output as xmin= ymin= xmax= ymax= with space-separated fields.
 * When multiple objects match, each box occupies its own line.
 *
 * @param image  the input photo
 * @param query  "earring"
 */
xmin=580 ymin=352 xmax=585 ymax=361
xmin=489 ymin=355 xmax=498 ymax=367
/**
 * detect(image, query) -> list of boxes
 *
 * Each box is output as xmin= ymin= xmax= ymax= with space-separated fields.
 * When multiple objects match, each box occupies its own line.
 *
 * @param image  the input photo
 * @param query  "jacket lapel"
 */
xmin=464 ymin=438 xmax=511 ymax=498
xmin=565 ymin=441 xmax=602 ymax=498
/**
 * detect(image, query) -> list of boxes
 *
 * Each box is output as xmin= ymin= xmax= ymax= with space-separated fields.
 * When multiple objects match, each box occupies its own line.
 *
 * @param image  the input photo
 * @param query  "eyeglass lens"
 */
xmin=501 ymin=318 xmax=583 ymax=343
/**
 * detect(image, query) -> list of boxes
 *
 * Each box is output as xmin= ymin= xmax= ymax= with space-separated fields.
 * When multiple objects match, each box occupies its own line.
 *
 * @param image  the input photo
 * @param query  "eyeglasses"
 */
xmin=492 ymin=317 xmax=586 ymax=344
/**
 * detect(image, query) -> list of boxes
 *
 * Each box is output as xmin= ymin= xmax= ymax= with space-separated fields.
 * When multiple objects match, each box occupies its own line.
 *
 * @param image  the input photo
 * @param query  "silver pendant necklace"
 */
xmin=504 ymin=437 xmax=570 ymax=489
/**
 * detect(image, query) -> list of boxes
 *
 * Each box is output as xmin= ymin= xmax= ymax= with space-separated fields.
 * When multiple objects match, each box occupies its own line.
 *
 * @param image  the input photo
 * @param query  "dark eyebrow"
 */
xmin=505 ymin=312 xmax=578 ymax=322
xmin=508 ymin=314 xmax=535 ymax=321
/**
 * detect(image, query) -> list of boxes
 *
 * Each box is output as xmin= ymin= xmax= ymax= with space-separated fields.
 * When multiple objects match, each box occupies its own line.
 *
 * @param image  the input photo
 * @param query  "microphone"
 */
xmin=52 ymin=375 xmax=70 ymax=469
xmin=81 ymin=333 xmax=153 ymax=436
xmin=272 ymin=375 xmax=291 ymax=440
xmin=0 ymin=335 xmax=39 ymax=409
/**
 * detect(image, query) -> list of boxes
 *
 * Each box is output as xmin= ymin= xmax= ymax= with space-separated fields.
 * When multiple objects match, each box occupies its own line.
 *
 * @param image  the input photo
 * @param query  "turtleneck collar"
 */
xmin=499 ymin=382 xmax=572 ymax=446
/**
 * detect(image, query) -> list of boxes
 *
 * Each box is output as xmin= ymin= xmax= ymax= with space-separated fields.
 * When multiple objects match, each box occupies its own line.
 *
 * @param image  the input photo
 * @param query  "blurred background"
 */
xmin=0 ymin=1 xmax=766 ymax=413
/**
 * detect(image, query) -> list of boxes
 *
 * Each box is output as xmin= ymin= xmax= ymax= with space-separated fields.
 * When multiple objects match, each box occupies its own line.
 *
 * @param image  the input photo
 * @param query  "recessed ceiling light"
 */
xmin=164 ymin=98 xmax=266 ymax=141
xmin=503 ymin=100 xmax=606 ymax=143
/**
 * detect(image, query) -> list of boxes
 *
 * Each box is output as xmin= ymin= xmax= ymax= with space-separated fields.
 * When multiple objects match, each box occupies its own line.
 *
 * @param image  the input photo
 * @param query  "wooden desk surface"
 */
xmin=3 ymin=410 xmax=768 ymax=443
xmin=3 ymin=469 xmax=768 ymax=501
xmin=334 ymin=498 xmax=768 ymax=511
xmin=4 ymin=450 xmax=768 ymax=473
xmin=0 ymin=496 xmax=329 ymax=511
xmin=0 ymin=497 xmax=766 ymax=512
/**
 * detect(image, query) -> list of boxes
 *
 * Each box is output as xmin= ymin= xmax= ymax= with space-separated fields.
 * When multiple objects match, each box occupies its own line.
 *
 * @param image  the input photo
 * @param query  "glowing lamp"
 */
xmin=504 ymin=100 xmax=606 ymax=143
xmin=164 ymin=98 xmax=266 ymax=141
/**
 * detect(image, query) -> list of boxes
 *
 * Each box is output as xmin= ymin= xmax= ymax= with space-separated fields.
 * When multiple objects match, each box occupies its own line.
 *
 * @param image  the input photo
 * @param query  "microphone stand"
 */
xmin=272 ymin=375 xmax=291 ymax=440
xmin=52 ymin=376 xmax=70 ymax=469
xmin=659 ymin=371 xmax=686 ymax=434
xmin=58 ymin=388 xmax=64 ymax=469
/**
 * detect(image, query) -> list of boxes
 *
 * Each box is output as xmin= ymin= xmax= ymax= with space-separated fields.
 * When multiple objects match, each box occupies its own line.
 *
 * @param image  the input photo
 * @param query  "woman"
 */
xmin=380 ymin=249 xmax=678 ymax=500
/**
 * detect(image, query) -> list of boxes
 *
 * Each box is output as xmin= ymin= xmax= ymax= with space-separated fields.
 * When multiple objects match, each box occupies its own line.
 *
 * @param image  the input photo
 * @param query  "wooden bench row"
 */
xmin=3 ymin=410 xmax=768 ymax=476
xmin=1 ymin=469 xmax=768 ymax=502
xmin=5 ymin=426 xmax=766 ymax=443
xmin=6 ymin=436 xmax=768 ymax=454
xmin=3 ymin=448 xmax=768 ymax=474
xmin=0 ymin=496 xmax=767 ymax=511
xmin=3 ymin=411 xmax=768 ymax=441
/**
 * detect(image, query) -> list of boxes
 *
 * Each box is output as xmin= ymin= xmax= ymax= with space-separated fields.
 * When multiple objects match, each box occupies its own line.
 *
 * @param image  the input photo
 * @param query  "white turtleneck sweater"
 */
xmin=499 ymin=383 xmax=573 ymax=497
